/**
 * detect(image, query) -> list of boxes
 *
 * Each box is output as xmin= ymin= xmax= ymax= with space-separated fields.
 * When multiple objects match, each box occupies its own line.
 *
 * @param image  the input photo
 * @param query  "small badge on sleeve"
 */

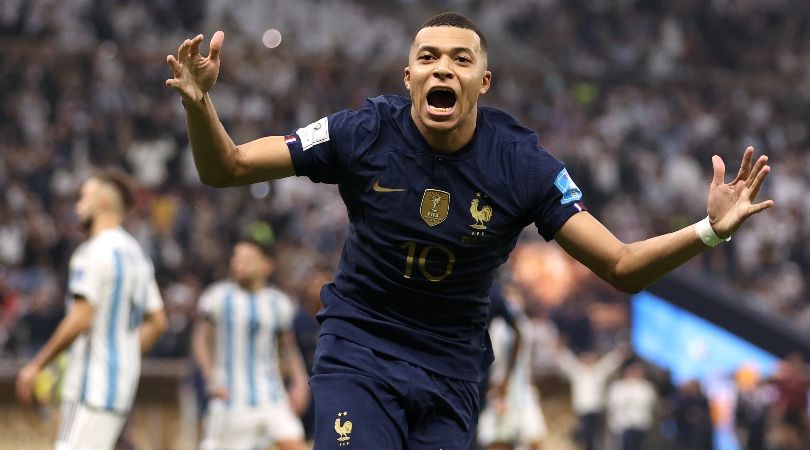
xmin=68 ymin=268 xmax=84 ymax=292
xmin=554 ymin=168 xmax=583 ymax=205
xmin=70 ymin=268 xmax=84 ymax=283
xmin=295 ymin=117 xmax=330 ymax=151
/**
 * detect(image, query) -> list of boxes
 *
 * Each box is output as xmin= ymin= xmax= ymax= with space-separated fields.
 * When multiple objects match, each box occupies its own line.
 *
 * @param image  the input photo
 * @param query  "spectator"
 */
xmin=607 ymin=363 xmax=658 ymax=450
xmin=771 ymin=353 xmax=810 ymax=450
xmin=674 ymin=379 xmax=715 ymax=450
xmin=735 ymin=369 xmax=777 ymax=450
xmin=557 ymin=344 xmax=628 ymax=450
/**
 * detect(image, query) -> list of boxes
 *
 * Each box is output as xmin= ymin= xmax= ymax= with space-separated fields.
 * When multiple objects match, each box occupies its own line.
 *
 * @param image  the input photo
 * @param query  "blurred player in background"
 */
xmin=292 ymin=264 xmax=334 ymax=440
xmin=15 ymin=170 xmax=169 ymax=450
xmin=192 ymin=238 xmax=308 ymax=450
xmin=477 ymin=282 xmax=547 ymax=450
xmin=478 ymin=283 xmax=521 ymax=414
xmin=166 ymin=11 xmax=773 ymax=449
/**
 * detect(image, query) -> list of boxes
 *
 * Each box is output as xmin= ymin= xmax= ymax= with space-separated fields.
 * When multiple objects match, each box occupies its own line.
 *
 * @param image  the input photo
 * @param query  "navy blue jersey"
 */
xmin=287 ymin=95 xmax=585 ymax=381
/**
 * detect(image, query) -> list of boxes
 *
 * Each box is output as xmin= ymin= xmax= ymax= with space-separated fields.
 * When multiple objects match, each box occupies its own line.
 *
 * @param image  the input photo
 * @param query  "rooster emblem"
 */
xmin=335 ymin=411 xmax=353 ymax=445
xmin=469 ymin=194 xmax=493 ymax=230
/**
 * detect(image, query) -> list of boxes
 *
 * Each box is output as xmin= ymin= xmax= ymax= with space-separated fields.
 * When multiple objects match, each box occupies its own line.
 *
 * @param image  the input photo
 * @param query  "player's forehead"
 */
xmin=411 ymin=26 xmax=483 ymax=56
xmin=234 ymin=241 xmax=266 ymax=258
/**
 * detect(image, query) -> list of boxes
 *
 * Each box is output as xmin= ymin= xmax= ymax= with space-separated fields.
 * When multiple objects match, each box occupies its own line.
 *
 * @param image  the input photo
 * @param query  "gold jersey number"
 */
xmin=401 ymin=242 xmax=456 ymax=282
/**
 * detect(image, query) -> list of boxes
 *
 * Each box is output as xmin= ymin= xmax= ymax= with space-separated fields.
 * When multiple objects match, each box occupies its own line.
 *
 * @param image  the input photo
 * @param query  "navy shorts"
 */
xmin=310 ymin=334 xmax=480 ymax=450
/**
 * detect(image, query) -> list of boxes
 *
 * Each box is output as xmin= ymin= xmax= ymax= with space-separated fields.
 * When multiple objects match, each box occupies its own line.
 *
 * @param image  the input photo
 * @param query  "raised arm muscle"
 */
xmin=185 ymin=93 xmax=295 ymax=187
xmin=555 ymin=212 xmax=706 ymax=293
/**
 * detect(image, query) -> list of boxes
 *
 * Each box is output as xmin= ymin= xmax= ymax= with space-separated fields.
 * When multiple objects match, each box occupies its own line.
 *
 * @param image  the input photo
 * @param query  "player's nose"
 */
xmin=432 ymin=66 xmax=453 ymax=80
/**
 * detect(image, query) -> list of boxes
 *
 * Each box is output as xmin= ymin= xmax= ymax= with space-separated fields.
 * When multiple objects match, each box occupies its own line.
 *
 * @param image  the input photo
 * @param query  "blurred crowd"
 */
xmin=0 ymin=0 xmax=809 ymax=448
xmin=478 ymin=255 xmax=810 ymax=450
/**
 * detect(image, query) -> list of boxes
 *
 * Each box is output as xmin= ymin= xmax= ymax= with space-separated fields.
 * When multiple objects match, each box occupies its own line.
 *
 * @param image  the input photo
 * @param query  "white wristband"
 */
xmin=695 ymin=216 xmax=730 ymax=247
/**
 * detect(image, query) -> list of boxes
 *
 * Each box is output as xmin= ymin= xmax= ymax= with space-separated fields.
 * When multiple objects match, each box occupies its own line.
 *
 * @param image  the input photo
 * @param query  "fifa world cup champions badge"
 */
xmin=420 ymin=189 xmax=451 ymax=227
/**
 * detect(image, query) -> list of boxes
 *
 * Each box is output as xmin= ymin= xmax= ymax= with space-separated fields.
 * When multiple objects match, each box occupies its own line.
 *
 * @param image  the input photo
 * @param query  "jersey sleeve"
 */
xmin=274 ymin=292 xmax=296 ymax=332
xmin=523 ymin=148 xmax=587 ymax=241
xmin=139 ymin=259 xmax=164 ymax=314
xmin=197 ymin=284 xmax=221 ymax=322
xmin=68 ymin=244 xmax=114 ymax=307
xmin=286 ymin=100 xmax=380 ymax=184
xmin=144 ymin=278 xmax=163 ymax=314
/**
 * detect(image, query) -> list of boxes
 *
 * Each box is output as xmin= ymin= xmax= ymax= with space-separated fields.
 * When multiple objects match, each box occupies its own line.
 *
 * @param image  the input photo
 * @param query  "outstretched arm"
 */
xmin=166 ymin=32 xmax=294 ymax=187
xmin=556 ymin=147 xmax=773 ymax=293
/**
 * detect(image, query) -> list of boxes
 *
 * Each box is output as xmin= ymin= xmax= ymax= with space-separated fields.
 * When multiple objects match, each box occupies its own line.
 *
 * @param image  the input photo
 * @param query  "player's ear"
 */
xmin=479 ymin=70 xmax=492 ymax=95
xmin=403 ymin=66 xmax=411 ymax=91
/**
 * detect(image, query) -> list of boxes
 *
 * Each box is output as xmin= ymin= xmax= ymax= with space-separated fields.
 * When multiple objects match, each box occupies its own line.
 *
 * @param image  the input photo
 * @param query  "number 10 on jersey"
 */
xmin=400 ymin=242 xmax=456 ymax=282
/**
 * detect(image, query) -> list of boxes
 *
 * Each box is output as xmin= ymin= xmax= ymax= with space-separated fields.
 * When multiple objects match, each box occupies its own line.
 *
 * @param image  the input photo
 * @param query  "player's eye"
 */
xmin=456 ymin=56 xmax=471 ymax=64
xmin=418 ymin=54 xmax=436 ymax=61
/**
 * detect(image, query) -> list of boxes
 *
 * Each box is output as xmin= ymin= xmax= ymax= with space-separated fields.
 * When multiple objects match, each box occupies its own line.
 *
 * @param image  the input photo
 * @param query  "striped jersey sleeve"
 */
xmin=68 ymin=243 xmax=115 ymax=306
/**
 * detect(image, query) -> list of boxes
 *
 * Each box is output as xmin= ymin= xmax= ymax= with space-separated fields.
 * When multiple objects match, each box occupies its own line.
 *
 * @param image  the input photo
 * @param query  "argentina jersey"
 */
xmin=62 ymin=227 xmax=163 ymax=413
xmin=198 ymin=281 xmax=295 ymax=409
xmin=287 ymin=95 xmax=586 ymax=381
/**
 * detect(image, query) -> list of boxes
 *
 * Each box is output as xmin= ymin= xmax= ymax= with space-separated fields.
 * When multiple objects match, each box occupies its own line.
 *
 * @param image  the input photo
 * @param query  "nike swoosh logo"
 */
xmin=372 ymin=180 xmax=406 ymax=192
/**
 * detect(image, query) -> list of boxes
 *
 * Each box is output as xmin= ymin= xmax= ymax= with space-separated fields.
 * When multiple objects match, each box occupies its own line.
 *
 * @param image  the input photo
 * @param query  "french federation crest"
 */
xmin=420 ymin=189 xmax=450 ymax=227
xmin=469 ymin=193 xmax=493 ymax=230
xmin=335 ymin=411 xmax=352 ymax=446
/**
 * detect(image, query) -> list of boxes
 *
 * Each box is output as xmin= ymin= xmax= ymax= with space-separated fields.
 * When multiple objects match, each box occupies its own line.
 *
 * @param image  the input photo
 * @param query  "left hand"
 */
xmin=706 ymin=146 xmax=774 ymax=238
xmin=15 ymin=363 xmax=40 ymax=406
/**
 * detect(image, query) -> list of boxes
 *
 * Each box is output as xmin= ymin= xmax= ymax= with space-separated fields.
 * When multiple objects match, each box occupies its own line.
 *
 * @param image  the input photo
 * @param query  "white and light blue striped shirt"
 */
xmin=198 ymin=280 xmax=295 ymax=409
xmin=62 ymin=227 xmax=164 ymax=413
xmin=489 ymin=316 xmax=538 ymax=408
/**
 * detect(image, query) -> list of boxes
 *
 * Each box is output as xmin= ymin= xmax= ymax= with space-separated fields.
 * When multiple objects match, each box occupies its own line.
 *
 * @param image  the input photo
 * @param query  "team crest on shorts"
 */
xmin=335 ymin=411 xmax=352 ymax=446
xmin=420 ymin=189 xmax=450 ymax=227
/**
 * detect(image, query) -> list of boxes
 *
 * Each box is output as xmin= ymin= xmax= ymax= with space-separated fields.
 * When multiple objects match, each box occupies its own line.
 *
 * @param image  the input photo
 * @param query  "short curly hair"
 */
xmin=419 ymin=12 xmax=487 ymax=53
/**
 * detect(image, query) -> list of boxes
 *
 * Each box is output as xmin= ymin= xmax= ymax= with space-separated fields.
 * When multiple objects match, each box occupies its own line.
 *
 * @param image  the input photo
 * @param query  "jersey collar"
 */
xmin=401 ymin=102 xmax=483 ymax=160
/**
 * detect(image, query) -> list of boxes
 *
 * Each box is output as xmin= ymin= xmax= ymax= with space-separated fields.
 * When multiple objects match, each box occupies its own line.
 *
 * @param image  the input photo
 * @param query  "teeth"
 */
xmin=429 ymin=105 xmax=453 ymax=112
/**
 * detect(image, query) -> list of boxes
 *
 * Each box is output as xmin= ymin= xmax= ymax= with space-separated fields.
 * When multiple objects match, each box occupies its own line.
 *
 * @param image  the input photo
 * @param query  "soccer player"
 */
xmin=16 ymin=171 xmax=169 ymax=450
xmin=166 ymin=12 xmax=774 ymax=449
xmin=477 ymin=285 xmax=547 ymax=450
xmin=192 ymin=238 xmax=308 ymax=450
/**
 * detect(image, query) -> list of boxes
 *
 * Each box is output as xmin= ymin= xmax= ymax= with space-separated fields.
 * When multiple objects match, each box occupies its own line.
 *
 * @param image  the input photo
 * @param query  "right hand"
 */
xmin=166 ymin=31 xmax=224 ymax=103
xmin=15 ymin=363 xmax=40 ymax=406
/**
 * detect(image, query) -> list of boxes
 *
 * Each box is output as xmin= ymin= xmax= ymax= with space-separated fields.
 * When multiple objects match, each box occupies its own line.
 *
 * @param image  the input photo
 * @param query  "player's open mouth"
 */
xmin=426 ymin=88 xmax=457 ymax=116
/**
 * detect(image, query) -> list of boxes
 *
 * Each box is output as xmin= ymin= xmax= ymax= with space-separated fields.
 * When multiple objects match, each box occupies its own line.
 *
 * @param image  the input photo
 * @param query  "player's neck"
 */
xmin=411 ymin=107 xmax=478 ymax=154
xmin=238 ymin=279 xmax=266 ymax=293
xmin=89 ymin=214 xmax=122 ymax=237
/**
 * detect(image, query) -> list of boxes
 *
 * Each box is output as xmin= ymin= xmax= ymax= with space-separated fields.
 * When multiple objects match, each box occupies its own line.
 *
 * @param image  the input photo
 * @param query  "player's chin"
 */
xmin=422 ymin=118 xmax=461 ymax=134
xmin=420 ymin=107 xmax=461 ymax=131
